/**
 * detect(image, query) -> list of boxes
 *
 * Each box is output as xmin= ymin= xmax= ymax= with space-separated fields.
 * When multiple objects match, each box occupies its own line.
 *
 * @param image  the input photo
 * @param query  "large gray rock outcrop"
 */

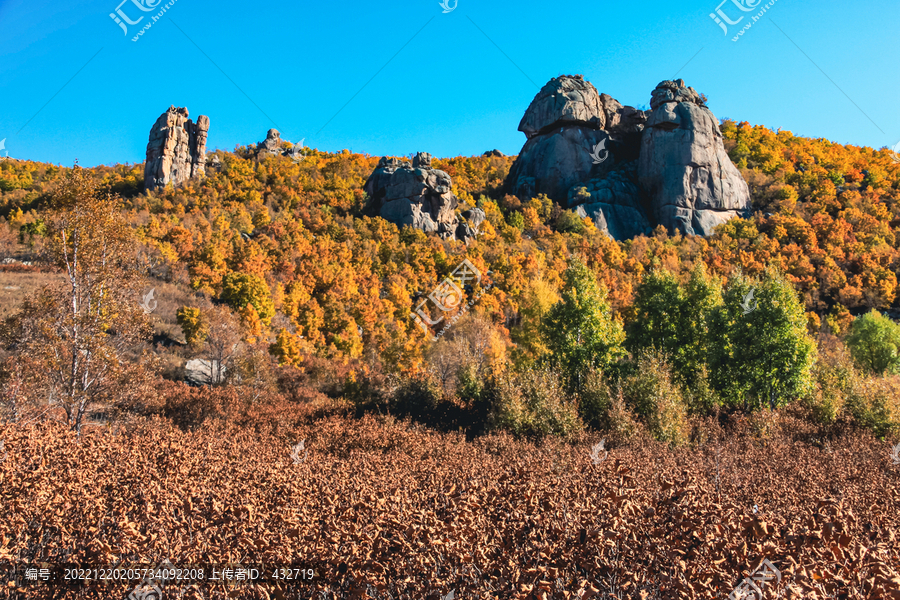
xmin=505 ymin=75 xmax=646 ymax=210
xmin=504 ymin=76 xmax=750 ymax=239
xmin=364 ymin=152 xmax=479 ymax=241
xmin=638 ymin=79 xmax=751 ymax=236
xmin=517 ymin=75 xmax=606 ymax=138
xmin=144 ymin=106 xmax=209 ymax=191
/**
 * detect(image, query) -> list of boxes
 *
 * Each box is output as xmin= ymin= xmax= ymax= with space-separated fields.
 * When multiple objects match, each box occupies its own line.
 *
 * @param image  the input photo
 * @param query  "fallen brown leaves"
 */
xmin=0 ymin=404 xmax=898 ymax=599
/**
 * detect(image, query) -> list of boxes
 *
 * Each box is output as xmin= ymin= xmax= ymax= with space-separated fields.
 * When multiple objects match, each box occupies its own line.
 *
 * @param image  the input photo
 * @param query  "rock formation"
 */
xmin=253 ymin=129 xmax=304 ymax=161
xmin=144 ymin=106 xmax=209 ymax=192
xmin=364 ymin=152 xmax=482 ymax=241
xmin=505 ymin=76 xmax=623 ymax=203
xmin=504 ymin=76 xmax=750 ymax=239
xmin=638 ymin=80 xmax=751 ymax=236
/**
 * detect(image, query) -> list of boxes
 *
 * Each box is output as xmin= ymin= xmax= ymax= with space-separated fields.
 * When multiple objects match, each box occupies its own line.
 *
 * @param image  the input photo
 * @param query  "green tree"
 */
xmin=221 ymin=272 xmax=275 ymax=326
xmin=709 ymin=270 xmax=816 ymax=411
xmin=627 ymin=264 xmax=722 ymax=393
xmin=176 ymin=306 xmax=208 ymax=347
xmin=845 ymin=310 xmax=900 ymax=375
xmin=555 ymin=210 xmax=586 ymax=234
xmin=541 ymin=257 xmax=625 ymax=391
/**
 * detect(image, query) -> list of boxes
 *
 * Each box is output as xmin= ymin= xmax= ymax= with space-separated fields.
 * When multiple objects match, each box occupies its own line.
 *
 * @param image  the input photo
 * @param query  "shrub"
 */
xmin=555 ymin=210 xmax=585 ymax=234
xmin=605 ymin=386 xmax=640 ymax=443
xmin=622 ymin=350 xmax=688 ymax=445
xmin=803 ymin=338 xmax=855 ymax=427
xmin=682 ymin=365 xmax=720 ymax=416
xmin=845 ymin=375 xmax=900 ymax=438
xmin=392 ymin=373 xmax=444 ymax=422
xmin=846 ymin=310 xmax=900 ymax=375
xmin=578 ymin=367 xmax=614 ymax=430
xmin=486 ymin=367 xmax=582 ymax=439
xmin=176 ymin=306 xmax=208 ymax=346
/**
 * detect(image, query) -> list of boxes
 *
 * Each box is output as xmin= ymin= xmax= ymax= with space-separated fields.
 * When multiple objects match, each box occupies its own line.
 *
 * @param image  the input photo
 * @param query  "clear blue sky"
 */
xmin=1 ymin=0 xmax=898 ymax=167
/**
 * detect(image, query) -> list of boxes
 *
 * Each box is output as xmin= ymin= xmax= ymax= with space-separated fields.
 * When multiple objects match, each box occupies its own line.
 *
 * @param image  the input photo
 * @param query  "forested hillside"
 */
xmin=1 ymin=120 xmax=898 ymax=373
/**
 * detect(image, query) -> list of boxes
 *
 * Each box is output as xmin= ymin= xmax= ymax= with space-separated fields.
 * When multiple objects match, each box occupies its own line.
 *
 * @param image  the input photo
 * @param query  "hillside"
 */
xmin=1 ymin=120 xmax=899 ymax=371
xmin=1 ymin=117 xmax=900 ymax=599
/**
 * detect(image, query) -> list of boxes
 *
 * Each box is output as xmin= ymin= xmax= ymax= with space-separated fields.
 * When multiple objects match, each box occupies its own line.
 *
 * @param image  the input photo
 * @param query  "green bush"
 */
xmin=846 ymin=310 xmax=900 ymax=375
xmin=622 ymin=350 xmax=688 ymax=445
xmin=682 ymin=365 xmax=721 ymax=416
xmin=578 ymin=367 xmax=614 ymax=430
xmin=486 ymin=367 xmax=582 ymax=439
xmin=393 ymin=373 xmax=444 ymax=421
xmin=844 ymin=375 xmax=900 ymax=438
xmin=802 ymin=339 xmax=855 ymax=426
xmin=555 ymin=209 xmax=586 ymax=234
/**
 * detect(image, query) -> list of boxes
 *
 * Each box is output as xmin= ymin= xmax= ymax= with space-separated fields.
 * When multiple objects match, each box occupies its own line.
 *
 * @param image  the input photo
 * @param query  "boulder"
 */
xmin=184 ymin=359 xmax=224 ymax=386
xmin=504 ymin=76 xmax=644 ymax=209
xmin=507 ymin=126 xmax=613 ymax=204
xmin=256 ymin=128 xmax=284 ymax=157
xmin=253 ymin=129 xmax=304 ymax=161
xmin=364 ymin=152 xmax=472 ymax=240
xmin=638 ymin=79 xmax=751 ymax=236
xmin=569 ymin=164 xmax=651 ymax=240
xmin=518 ymin=75 xmax=606 ymax=138
xmin=144 ymin=106 xmax=209 ymax=191
xmin=483 ymin=149 xmax=505 ymax=157
xmin=504 ymin=75 xmax=750 ymax=239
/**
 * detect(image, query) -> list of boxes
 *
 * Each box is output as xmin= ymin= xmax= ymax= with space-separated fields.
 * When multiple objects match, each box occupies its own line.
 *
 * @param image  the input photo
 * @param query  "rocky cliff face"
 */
xmin=504 ymin=76 xmax=750 ymax=239
xmin=364 ymin=152 xmax=484 ymax=241
xmin=638 ymin=80 xmax=751 ymax=236
xmin=144 ymin=106 xmax=209 ymax=192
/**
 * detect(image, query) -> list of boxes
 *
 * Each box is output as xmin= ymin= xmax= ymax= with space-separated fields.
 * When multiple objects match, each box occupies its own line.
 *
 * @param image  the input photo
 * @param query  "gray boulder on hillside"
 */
xmin=254 ymin=129 xmax=305 ymax=161
xmin=505 ymin=75 xmax=646 ymax=212
xmin=364 ymin=152 xmax=478 ymax=241
xmin=517 ymin=75 xmax=607 ymax=138
xmin=638 ymin=79 xmax=751 ymax=236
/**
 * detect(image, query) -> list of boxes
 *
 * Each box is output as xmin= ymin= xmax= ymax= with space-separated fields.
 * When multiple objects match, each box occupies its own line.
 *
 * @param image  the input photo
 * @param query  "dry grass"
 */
xmin=0 ymin=396 xmax=898 ymax=600
xmin=0 ymin=269 xmax=65 ymax=320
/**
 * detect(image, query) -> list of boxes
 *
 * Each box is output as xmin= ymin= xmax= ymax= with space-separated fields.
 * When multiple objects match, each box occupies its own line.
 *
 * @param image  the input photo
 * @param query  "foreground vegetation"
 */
xmin=1 ymin=397 xmax=898 ymax=599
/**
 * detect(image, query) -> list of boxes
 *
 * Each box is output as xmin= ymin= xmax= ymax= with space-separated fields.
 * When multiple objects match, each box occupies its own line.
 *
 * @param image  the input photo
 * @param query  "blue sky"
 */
xmin=0 ymin=0 xmax=898 ymax=167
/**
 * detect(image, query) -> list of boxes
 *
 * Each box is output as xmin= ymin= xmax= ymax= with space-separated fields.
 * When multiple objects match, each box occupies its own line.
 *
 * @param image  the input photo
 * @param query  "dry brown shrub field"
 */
xmin=1 ymin=395 xmax=898 ymax=600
